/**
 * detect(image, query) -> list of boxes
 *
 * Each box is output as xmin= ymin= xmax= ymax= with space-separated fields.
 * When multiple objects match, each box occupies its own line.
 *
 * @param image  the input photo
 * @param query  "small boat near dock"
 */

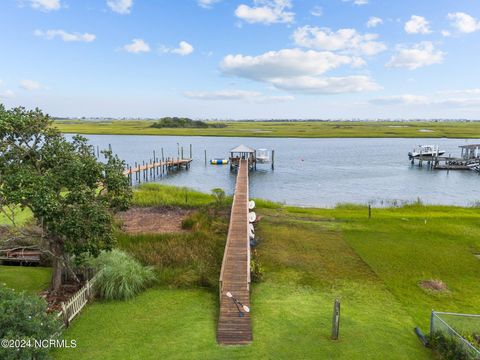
xmin=408 ymin=145 xmax=445 ymax=160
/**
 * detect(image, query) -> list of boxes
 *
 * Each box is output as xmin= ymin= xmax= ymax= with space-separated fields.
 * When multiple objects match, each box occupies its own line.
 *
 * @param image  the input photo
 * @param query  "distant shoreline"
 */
xmin=55 ymin=119 xmax=480 ymax=138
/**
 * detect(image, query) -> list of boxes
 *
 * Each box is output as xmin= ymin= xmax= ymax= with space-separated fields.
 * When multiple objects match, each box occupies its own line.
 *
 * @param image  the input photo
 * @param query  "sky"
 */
xmin=1 ymin=0 xmax=480 ymax=119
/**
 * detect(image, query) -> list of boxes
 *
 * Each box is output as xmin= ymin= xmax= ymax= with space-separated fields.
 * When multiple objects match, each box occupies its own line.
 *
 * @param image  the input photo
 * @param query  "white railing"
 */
xmin=57 ymin=272 xmax=100 ymax=328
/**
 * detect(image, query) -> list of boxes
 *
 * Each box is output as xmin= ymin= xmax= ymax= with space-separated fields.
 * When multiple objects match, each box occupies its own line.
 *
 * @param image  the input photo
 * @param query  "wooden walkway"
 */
xmin=217 ymin=159 xmax=252 ymax=345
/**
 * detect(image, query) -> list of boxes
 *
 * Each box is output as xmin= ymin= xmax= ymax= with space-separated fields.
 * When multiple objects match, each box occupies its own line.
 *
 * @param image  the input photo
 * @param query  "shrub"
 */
xmin=430 ymin=332 xmax=476 ymax=360
xmin=0 ymin=284 xmax=61 ymax=360
xmin=89 ymin=250 xmax=155 ymax=300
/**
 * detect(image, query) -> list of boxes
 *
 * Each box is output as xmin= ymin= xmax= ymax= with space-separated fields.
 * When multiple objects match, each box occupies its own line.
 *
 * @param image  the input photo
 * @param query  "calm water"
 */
xmin=70 ymin=135 xmax=480 ymax=207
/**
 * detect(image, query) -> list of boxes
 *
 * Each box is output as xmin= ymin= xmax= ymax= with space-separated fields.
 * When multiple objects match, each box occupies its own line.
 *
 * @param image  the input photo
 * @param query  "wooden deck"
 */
xmin=217 ymin=159 xmax=252 ymax=345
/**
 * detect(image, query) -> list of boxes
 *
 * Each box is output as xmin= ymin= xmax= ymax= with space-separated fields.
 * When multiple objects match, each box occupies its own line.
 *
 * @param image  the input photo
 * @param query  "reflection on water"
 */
xmin=67 ymin=135 xmax=480 ymax=207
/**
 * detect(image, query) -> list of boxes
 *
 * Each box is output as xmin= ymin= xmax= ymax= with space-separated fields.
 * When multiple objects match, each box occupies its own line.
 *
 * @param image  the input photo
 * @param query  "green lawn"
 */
xmin=4 ymin=184 xmax=479 ymax=359
xmin=51 ymin=202 xmax=480 ymax=359
xmin=55 ymin=119 xmax=480 ymax=138
xmin=0 ymin=265 xmax=51 ymax=293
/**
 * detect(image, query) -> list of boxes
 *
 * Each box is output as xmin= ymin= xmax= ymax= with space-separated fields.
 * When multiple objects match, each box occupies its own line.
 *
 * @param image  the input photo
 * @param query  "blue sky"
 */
xmin=1 ymin=0 xmax=480 ymax=119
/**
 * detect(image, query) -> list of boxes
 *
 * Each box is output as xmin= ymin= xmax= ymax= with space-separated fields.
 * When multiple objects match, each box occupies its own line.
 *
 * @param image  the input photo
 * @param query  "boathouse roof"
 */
xmin=230 ymin=144 xmax=255 ymax=153
xmin=459 ymin=144 xmax=480 ymax=149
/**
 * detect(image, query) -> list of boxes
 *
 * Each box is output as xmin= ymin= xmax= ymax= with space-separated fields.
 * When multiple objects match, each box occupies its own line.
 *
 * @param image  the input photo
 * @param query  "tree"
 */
xmin=0 ymin=105 xmax=132 ymax=291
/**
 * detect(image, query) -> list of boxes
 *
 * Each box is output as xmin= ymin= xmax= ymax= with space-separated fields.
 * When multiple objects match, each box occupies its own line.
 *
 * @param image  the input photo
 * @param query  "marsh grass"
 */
xmin=117 ymin=208 xmax=228 ymax=288
xmin=132 ymin=184 xmax=220 ymax=208
xmin=55 ymin=119 xmax=480 ymax=139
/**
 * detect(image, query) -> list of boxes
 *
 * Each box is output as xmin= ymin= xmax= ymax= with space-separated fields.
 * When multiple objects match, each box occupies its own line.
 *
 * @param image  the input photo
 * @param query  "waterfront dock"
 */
xmin=410 ymin=144 xmax=480 ymax=171
xmin=123 ymin=158 xmax=192 ymax=184
xmin=217 ymin=159 xmax=252 ymax=345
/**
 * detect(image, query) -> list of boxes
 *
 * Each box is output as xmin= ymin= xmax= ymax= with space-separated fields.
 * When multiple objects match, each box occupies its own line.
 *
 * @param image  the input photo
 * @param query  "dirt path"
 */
xmin=117 ymin=206 xmax=192 ymax=234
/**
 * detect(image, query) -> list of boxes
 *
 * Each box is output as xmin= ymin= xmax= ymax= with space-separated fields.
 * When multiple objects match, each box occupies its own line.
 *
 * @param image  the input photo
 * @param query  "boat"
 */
xmin=211 ymin=158 xmax=229 ymax=165
xmin=408 ymin=145 xmax=445 ymax=160
xmin=256 ymin=149 xmax=270 ymax=164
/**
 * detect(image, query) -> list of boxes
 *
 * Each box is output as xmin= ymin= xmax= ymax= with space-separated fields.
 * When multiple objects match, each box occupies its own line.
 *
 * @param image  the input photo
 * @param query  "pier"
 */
xmin=123 ymin=158 xmax=192 ymax=184
xmin=410 ymin=144 xmax=480 ymax=171
xmin=217 ymin=159 xmax=252 ymax=345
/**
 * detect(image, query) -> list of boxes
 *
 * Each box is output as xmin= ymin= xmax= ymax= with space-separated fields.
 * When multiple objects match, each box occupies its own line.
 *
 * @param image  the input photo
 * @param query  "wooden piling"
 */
xmin=331 ymin=299 xmax=341 ymax=340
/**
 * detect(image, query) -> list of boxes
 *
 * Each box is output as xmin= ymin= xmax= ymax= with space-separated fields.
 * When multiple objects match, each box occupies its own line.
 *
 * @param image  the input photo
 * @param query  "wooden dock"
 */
xmin=217 ymin=159 xmax=252 ymax=345
xmin=123 ymin=158 xmax=192 ymax=185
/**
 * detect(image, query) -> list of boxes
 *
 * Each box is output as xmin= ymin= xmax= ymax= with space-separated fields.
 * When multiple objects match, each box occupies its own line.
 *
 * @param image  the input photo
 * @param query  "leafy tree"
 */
xmin=0 ymin=105 xmax=132 ymax=291
xmin=0 ymin=284 xmax=61 ymax=360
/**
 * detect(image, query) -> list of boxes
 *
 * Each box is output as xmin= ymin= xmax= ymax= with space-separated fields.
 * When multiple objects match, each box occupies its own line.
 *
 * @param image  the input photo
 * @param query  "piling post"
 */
xmin=204 ymin=149 xmax=207 ymax=166
xmin=129 ymin=166 xmax=133 ymax=186
xmin=177 ymin=143 xmax=180 ymax=158
xmin=96 ymin=145 xmax=100 ymax=158
xmin=181 ymin=147 xmax=184 ymax=160
xmin=108 ymin=144 xmax=112 ymax=152
xmin=271 ymin=150 xmax=275 ymax=170
xmin=331 ymin=299 xmax=341 ymax=340
xmin=190 ymin=144 xmax=192 ymax=159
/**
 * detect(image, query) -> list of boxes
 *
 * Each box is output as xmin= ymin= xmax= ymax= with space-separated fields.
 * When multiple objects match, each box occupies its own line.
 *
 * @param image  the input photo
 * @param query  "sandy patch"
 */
xmin=419 ymin=279 xmax=449 ymax=292
xmin=117 ymin=206 xmax=193 ymax=234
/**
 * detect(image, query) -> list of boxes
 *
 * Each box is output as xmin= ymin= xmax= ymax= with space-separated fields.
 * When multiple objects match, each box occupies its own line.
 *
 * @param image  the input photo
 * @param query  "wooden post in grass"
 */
xmin=61 ymin=302 xmax=69 ymax=328
xmin=368 ymin=204 xmax=371 ymax=219
xmin=331 ymin=299 xmax=341 ymax=340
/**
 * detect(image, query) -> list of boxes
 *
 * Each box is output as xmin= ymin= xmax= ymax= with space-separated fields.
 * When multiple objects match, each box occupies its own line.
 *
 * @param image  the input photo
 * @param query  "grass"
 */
xmin=132 ymin=184 xmax=219 ymax=208
xmin=0 ymin=265 xmax=51 ymax=293
xmin=0 ymin=207 xmax=33 ymax=226
xmin=55 ymin=119 xmax=480 ymax=138
xmin=3 ymin=184 xmax=478 ymax=359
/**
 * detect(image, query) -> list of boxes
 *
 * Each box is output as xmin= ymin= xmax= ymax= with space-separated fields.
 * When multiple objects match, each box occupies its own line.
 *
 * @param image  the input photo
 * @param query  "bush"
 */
xmin=0 ymin=284 xmax=61 ymax=360
xmin=430 ymin=332 xmax=476 ymax=360
xmin=89 ymin=250 xmax=155 ymax=300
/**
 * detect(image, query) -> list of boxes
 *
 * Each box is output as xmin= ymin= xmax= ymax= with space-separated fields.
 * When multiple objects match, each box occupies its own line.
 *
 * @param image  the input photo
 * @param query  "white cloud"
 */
xmin=34 ymin=29 xmax=96 ymax=42
xmin=235 ymin=0 xmax=295 ymax=25
xmin=122 ymin=39 xmax=150 ymax=54
xmin=342 ymin=0 xmax=369 ymax=6
xmin=404 ymin=15 xmax=431 ymax=34
xmin=292 ymin=26 xmax=386 ymax=56
xmin=370 ymin=94 xmax=429 ymax=105
xmin=310 ymin=6 xmax=323 ymax=17
xmin=172 ymin=41 xmax=194 ymax=56
xmin=447 ymin=12 xmax=480 ymax=34
xmin=221 ymin=48 xmax=380 ymax=94
xmin=161 ymin=41 xmax=194 ymax=56
xmin=29 ymin=0 xmax=61 ymax=11
xmin=269 ymin=75 xmax=381 ymax=93
xmin=366 ymin=16 xmax=383 ymax=28
xmin=107 ymin=0 xmax=133 ymax=14
xmin=441 ymin=30 xmax=451 ymax=37
xmin=370 ymin=91 xmax=480 ymax=108
xmin=386 ymin=42 xmax=444 ymax=70
xmin=198 ymin=0 xmax=221 ymax=8
xmin=20 ymin=79 xmax=44 ymax=90
xmin=0 ymin=90 xmax=15 ymax=98
xmin=184 ymin=89 xmax=294 ymax=103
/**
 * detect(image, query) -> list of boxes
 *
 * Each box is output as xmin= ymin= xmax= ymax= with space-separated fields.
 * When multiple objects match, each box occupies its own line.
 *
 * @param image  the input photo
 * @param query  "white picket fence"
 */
xmin=57 ymin=272 xmax=100 ymax=328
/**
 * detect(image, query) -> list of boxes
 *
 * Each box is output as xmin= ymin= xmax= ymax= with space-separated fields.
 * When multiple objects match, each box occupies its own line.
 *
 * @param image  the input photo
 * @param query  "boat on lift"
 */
xmin=467 ymin=162 xmax=480 ymax=172
xmin=408 ymin=145 xmax=445 ymax=160
xmin=256 ymin=149 xmax=270 ymax=164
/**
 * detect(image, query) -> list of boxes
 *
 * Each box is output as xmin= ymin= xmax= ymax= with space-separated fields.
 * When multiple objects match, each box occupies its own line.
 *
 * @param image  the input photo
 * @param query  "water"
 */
xmin=70 ymin=135 xmax=480 ymax=207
